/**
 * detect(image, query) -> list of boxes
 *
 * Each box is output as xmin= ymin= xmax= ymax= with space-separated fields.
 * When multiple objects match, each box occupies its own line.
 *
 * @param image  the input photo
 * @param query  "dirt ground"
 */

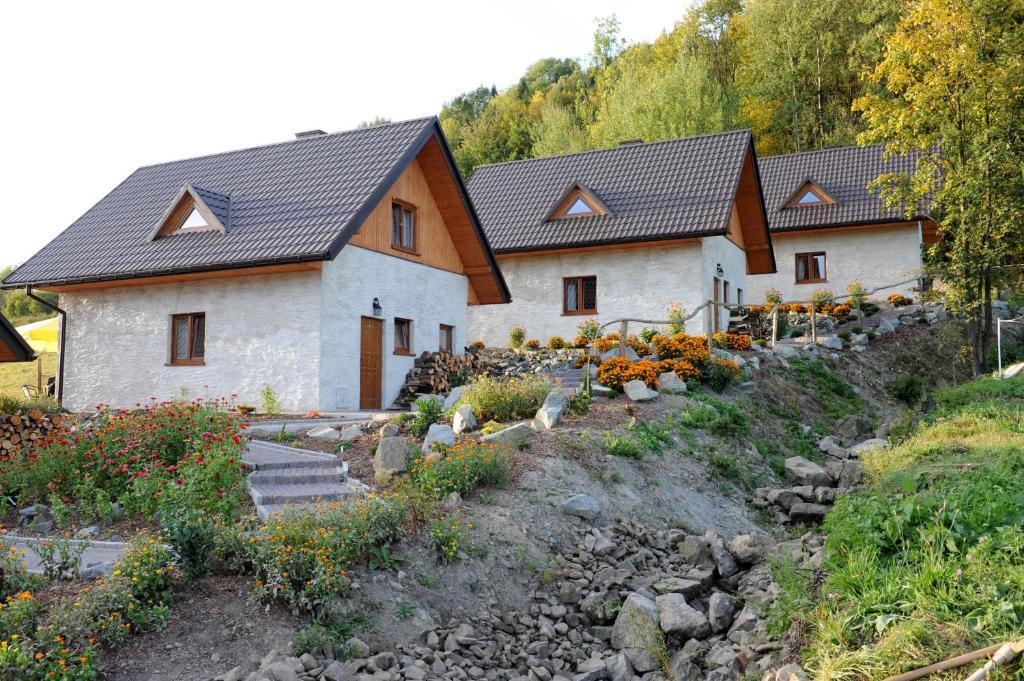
xmin=101 ymin=576 xmax=303 ymax=681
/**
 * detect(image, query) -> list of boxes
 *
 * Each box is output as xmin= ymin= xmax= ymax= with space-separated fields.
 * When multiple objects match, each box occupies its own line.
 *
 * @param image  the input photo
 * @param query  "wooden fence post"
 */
xmin=618 ymin=320 xmax=628 ymax=355
xmin=771 ymin=307 xmax=779 ymax=348
xmin=705 ymin=303 xmax=713 ymax=351
xmin=810 ymin=302 xmax=817 ymax=344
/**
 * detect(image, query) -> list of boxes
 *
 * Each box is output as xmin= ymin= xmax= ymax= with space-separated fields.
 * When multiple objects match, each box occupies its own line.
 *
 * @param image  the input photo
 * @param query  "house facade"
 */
xmin=2 ymin=118 xmax=509 ymax=412
xmin=747 ymin=145 xmax=935 ymax=303
xmin=465 ymin=131 xmax=776 ymax=346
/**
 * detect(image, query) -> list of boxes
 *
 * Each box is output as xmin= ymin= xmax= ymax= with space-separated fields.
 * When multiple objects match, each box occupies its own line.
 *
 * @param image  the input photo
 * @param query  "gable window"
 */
xmin=170 ymin=313 xmax=205 ymax=365
xmin=548 ymin=184 xmax=609 ymax=221
xmin=394 ymin=318 xmax=413 ymax=355
xmin=565 ymin=197 xmax=595 ymax=216
xmin=796 ymin=190 xmax=823 ymax=205
xmin=391 ymin=201 xmax=416 ymax=252
xmin=795 ymin=252 xmax=827 ymax=284
xmin=439 ymin=324 xmax=454 ymax=353
xmin=563 ymin=276 xmax=597 ymax=315
xmin=784 ymin=182 xmax=835 ymax=208
xmin=179 ymin=207 xmax=208 ymax=230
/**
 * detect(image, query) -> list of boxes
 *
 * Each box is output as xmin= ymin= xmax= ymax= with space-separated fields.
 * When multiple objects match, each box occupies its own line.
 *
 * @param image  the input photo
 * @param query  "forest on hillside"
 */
xmin=432 ymin=0 xmax=1024 ymax=373
xmin=438 ymin=0 xmax=900 ymax=177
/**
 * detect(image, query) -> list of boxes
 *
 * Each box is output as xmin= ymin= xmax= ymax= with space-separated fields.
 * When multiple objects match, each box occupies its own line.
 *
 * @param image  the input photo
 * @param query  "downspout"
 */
xmin=25 ymin=287 xmax=66 ymax=404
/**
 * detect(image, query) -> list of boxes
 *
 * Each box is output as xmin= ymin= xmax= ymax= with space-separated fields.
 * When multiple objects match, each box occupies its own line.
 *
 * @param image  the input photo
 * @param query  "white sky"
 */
xmin=0 ymin=0 xmax=687 ymax=268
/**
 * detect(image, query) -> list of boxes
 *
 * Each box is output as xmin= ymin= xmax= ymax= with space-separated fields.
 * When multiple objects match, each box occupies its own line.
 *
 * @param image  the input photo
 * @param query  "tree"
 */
xmin=855 ymin=0 xmax=1024 ymax=372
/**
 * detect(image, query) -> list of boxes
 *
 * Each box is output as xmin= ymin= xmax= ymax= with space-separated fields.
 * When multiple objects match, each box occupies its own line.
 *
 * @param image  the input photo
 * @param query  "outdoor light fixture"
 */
xmin=716 ymin=263 xmax=725 ymax=277
xmin=372 ymin=297 xmax=383 ymax=317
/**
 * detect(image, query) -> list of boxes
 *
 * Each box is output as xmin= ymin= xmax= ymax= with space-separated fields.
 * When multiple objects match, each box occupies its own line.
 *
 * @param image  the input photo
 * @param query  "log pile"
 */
xmin=394 ymin=351 xmax=481 ymax=408
xmin=1 ymin=411 xmax=67 ymax=454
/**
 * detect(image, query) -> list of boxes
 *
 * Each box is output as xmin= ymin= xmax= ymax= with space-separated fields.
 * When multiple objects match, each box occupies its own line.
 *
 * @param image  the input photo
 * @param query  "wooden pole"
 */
xmin=810 ymin=302 xmax=817 ymax=344
xmin=618 ymin=320 xmax=628 ymax=355
xmin=883 ymin=642 xmax=1012 ymax=681
xmin=705 ymin=303 xmax=713 ymax=351
xmin=771 ymin=306 xmax=779 ymax=348
xmin=37 ymin=358 xmax=42 ymax=394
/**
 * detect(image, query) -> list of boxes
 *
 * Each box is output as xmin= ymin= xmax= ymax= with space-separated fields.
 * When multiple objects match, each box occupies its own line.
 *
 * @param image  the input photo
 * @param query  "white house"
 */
xmin=2 ymin=118 xmax=510 ymax=412
xmin=748 ymin=144 xmax=935 ymax=303
xmin=465 ymin=131 xmax=776 ymax=346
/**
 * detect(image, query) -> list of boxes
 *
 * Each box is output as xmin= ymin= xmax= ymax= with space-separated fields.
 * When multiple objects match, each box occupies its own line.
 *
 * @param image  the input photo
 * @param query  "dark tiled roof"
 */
xmin=4 ymin=118 xmax=440 ymax=287
xmin=0 ymin=313 xmax=34 ymax=363
xmin=190 ymin=185 xmax=232 ymax=230
xmin=759 ymin=144 xmax=929 ymax=232
xmin=466 ymin=130 xmax=754 ymax=253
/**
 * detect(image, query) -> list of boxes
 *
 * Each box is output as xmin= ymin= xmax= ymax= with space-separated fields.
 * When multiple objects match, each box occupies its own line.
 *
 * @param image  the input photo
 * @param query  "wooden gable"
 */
xmin=727 ymin=146 xmax=776 ymax=275
xmin=349 ymin=135 xmax=508 ymax=305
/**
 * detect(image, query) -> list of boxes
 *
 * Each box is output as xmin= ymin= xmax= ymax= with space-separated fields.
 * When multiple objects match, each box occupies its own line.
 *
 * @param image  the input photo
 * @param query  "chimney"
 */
xmin=619 ymin=139 xmax=644 ymax=146
xmin=295 ymin=129 xmax=327 ymax=140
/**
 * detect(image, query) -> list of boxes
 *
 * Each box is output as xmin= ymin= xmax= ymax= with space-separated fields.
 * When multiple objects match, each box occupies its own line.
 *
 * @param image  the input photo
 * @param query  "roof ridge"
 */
xmin=762 ymin=142 xmax=890 ymax=162
xmin=137 ymin=116 xmax=437 ymax=171
xmin=471 ymin=128 xmax=752 ymax=174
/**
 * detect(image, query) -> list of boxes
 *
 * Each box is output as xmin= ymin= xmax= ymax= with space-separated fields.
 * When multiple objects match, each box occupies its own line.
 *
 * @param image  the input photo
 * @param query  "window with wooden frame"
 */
xmin=439 ymin=324 xmax=454 ymax=353
xmin=394 ymin=318 xmax=413 ymax=355
xmin=795 ymin=252 xmax=827 ymax=283
xmin=170 ymin=313 xmax=205 ymax=365
xmin=784 ymin=181 xmax=836 ymax=208
xmin=548 ymin=184 xmax=609 ymax=221
xmin=391 ymin=200 xmax=416 ymax=253
xmin=563 ymin=276 xmax=597 ymax=315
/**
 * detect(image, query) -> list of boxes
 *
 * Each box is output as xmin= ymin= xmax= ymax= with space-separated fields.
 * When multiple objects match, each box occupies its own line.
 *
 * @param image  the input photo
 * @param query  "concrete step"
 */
xmin=247 ymin=464 xmax=348 ymax=486
xmin=242 ymin=440 xmax=340 ymax=471
xmin=252 ymin=478 xmax=369 ymax=520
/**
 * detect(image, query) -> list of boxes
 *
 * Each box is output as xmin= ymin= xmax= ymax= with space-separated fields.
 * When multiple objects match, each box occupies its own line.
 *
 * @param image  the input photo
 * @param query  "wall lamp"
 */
xmin=372 ymin=297 xmax=383 ymax=317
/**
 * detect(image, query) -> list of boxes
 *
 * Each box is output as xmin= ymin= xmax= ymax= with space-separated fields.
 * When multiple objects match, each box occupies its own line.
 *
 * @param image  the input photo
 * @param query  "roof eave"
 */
xmin=0 ymin=313 xmax=36 ymax=363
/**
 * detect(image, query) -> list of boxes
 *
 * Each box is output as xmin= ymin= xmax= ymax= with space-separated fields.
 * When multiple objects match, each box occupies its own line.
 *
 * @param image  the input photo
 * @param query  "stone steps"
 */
xmin=242 ymin=440 xmax=366 ymax=520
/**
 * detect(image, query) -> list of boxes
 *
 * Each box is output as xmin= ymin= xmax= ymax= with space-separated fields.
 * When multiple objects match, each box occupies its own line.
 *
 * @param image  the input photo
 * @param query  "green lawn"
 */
xmin=0 ymin=351 xmax=56 ymax=399
xmin=775 ymin=375 xmax=1024 ymax=679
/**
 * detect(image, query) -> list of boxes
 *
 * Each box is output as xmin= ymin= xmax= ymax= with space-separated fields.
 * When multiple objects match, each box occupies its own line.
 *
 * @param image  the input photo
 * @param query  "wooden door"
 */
xmin=359 ymin=317 xmax=383 ymax=409
xmin=712 ymin=277 xmax=722 ymax=333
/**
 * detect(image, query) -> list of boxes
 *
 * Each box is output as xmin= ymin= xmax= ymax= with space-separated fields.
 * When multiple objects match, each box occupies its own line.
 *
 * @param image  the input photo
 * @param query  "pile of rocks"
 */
xmin=751 ymin=432 xmax=888 ymax=523
xmin=221 ymin=521 xmax=805 ymax=681
xmin=473 ymin=347 xmax=582 ymax=378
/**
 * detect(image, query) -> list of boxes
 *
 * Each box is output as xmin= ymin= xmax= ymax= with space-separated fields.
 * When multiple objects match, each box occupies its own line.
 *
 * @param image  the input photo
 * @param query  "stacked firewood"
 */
xmin=394 ymin=351 xmax=481 ymax=408
xmin=0 ymin=411 xmax=67 ymax=453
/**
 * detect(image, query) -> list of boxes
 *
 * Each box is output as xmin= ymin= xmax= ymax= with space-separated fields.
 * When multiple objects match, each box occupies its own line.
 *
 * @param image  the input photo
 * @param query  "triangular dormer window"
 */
xmin=149 ymin=184 xmax=230 ymax=240
xmin=547 ymin=183 xmax=610 ymax=220
xmin=784 ymin=181 xmax=835 ymax=209
xmin=179 ymin=207 xmax=208 ymax=230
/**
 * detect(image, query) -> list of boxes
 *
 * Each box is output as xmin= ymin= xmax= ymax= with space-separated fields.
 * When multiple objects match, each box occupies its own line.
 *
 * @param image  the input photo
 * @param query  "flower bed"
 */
xmin=459 ymin=375 xmax=550 ymax=423
xmin=596 ymin=357 xmax=659 ymax=390
xmin=0 ymin=399 xmax=246 ymax=523
xmin=408 ymin=441 xmax=513 ymax=499
xmin=591 ymin=331 xmax=745 ymax=392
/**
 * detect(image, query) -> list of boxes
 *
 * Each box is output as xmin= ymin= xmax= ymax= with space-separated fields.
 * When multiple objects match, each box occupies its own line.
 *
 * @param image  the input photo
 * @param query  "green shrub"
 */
xmin=460 ymin=375 xmax=550 ymax=423
xmin=546 ymin=336 xmax=566 ymax=349
xmin=410 ymin=397 xmax=443 ymax=438
xmin=509 ymin=325 xmax=526 ymax=348
xmin=703 ymin=357 xmax=741 ymax=391
xmin=0 ymin=394 xmax=63 ymax=415
xmin=409 ymin=441 xmax=512 ymax=499
xmin=162 ymin=514 xmax=217 ymax=580
xmin=628 ymin=420 xmax=672 ymax=453
xmin=260 ymin=385 xmax=282 ymax=415
xmin=888 ymin=373 xmax=923 ymax=404
xmin=639 ymin=327 xmax=659 ymax=344
xmin=602 ymin=431 xmax=643 ymax=459
xmin=246 ymin=496 xmax=407 ymax=618
xmin=567 ymin=390 xmax=592 ymax=416
xmin=430 ymin=515 xmax=470 ymax=564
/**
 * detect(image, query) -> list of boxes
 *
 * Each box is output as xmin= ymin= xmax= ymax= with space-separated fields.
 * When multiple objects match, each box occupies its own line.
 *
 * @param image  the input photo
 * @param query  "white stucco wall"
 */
xmin=320 ymin=246 xmax=468 ymax=411
xmin=746 ymin=224 xmax=923 ymax=304
xmin=467 ymin=238 xmax=749 ymax=347
xmin=61 ymin=271 xmax=323 ymax=412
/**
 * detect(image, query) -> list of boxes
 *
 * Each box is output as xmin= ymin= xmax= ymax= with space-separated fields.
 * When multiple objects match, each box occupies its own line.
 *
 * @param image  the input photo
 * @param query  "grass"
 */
xmin=786 ymin=357 xmax=865 ymax=421
xmin=0 ymin=352 xmax=55 ymax=400
xmin=783 ymin=375 xmax=1024 ymax=679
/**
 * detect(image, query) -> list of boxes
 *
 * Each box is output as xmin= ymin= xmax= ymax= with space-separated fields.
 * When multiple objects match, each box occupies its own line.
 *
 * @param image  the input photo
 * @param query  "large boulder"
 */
xmin=819 ymin=335 xmax=844 ymax=350
xmin=374 ymin=437 xmax=411 ymax=475
xmin=443 ymin=386 xmax=465 ymax=411
xmin=658 ymin=371 xmax=688 ymax=394
xmin=707 ymin=592 xmax=738 ymax=632
xmin=480 ymin=422 xmax=535 ymax=447
xmin=623 ymin=380 xmax=659 ymax=402
xmin=705 ymin=530 xmax=739 ymax=578
xmin=602 ymin=346 xmax=640 ymax=362
xmin=877 ymin=317 xmax=900 ymax=334
xmin=559 ymin=493 xmax=602 ymax=520
xmin=306 ymin=425 xmax=340 ymax=441
xmin=655 ymin=593 xmax=711 ymax=639
xmin=452 ymin=405 xmax=477 ymax=434
xmin=727 ymin=534 xmax=768 ymax=565
xmin=773 ymin=343 xmax=799 ymax=358
xmin=849 ymin=438 xmax=888 ymax=457
xmin=421 ymin=423 xmax=456 ymax=453
xmin=677 ymin=535 xmax=715 ymax=568
xmin=784 ymin=456 xmax=831 ymax=487
xmin=533 ymin=390 xmax=568 ymax=430
xmin=835 ymin=414 xmax=873 ymax=442
xmin=338 ymin=424 xmax=363 ymax=441
xmin=788 ymin=502 xmax=830 ymax=522
xmin=610 ymin=593 xmax=659 ymax=649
